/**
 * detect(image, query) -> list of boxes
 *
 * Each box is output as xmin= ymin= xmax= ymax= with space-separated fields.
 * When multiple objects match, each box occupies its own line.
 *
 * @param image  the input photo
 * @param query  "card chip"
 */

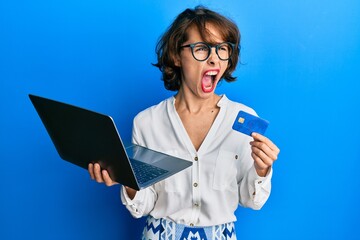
xmin=238 ymin=117 xmax=245 ymax=124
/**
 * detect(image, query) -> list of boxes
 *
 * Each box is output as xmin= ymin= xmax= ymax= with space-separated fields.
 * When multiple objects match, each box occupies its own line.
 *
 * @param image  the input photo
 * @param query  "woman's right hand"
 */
xmin=88 ymin=163 xmax=118 ymax=187
xmin=88 ymin=163 xmax=137 ymax=199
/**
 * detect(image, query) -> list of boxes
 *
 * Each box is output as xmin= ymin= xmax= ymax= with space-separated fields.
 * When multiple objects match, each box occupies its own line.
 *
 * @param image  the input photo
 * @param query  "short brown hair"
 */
xmin=153 ymin=6 xmax=241 ymax=91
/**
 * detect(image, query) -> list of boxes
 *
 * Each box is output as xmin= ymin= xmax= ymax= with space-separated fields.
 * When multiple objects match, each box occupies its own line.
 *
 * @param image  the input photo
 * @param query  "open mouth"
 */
xmin=201 ymin=70 xmax=219 ymax=93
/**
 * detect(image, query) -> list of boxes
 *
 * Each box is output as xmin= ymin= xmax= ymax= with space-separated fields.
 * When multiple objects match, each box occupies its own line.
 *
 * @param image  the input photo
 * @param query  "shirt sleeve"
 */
xmin=241 ymin=165 xmax=272 ymax=209
xmin=237 ymin=143 xmax=272 ymax=210
xmin=120 ymin=185 xmax=157 ymax=218
xmin=119 ymin=116 xmax=158 ymax=218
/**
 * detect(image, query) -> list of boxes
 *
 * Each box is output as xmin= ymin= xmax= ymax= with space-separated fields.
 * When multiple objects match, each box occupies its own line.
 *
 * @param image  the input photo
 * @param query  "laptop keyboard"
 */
xmin=131 ymin=159 xmax=169 ymax=184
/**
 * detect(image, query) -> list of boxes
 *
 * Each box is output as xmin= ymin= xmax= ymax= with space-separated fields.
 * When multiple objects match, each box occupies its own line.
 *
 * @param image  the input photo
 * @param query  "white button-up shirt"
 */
xmin=121 ymin=95 xmax=272 ymax=227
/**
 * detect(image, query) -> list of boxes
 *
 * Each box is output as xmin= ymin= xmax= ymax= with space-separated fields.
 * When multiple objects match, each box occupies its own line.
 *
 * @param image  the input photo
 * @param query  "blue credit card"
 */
xmin=232 ymin=110 xmax=269 ymax=136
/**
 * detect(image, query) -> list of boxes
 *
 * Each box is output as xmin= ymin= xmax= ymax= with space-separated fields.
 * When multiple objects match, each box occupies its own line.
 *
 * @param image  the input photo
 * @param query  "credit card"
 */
xmin=232 ymin=110 xmax=269 ymax=136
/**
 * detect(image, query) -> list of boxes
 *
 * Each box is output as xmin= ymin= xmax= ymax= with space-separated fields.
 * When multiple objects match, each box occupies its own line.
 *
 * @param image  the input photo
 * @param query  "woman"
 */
xmin=89 ymin=6 xmax=280 ymax=240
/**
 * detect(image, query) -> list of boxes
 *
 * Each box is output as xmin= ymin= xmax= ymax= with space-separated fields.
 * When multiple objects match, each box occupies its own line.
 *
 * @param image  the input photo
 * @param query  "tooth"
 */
xmin=206 ymin=71 xmax=218 ymax=76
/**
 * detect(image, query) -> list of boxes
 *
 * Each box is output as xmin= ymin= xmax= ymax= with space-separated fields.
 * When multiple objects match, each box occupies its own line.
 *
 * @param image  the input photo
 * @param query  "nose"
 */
xmin=207 ymin=47 xmax=219 ymax=65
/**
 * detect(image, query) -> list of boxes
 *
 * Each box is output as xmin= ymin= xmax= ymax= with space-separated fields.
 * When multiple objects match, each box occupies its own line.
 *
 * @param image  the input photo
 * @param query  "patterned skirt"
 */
xmin=141 ymin=215 xmax=237 ymax=240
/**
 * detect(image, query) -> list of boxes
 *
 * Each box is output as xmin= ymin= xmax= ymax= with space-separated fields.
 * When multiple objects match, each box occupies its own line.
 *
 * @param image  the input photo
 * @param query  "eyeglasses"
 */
xmin=180 ymin=42 xmax=235 ymax=62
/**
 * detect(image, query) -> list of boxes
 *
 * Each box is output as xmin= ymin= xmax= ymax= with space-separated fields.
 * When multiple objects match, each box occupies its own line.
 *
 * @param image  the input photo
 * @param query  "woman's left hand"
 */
xmin=250 ymin=133 xmax=280 ymax=177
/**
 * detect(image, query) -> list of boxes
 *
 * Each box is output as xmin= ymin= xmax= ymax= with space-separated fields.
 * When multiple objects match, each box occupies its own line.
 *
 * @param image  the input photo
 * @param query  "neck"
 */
xmin=174 ymin=89 xmax=220 ymax=114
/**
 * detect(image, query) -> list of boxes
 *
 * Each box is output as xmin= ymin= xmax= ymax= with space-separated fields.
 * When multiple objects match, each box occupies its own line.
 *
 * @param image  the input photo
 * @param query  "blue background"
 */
xmin=1 ymin=0 xmax=359 ymax=239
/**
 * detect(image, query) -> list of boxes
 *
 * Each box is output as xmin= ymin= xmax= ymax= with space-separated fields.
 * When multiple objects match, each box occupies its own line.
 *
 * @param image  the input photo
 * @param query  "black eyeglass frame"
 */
xmin=180 ymin=42 xmax=236 ymax=62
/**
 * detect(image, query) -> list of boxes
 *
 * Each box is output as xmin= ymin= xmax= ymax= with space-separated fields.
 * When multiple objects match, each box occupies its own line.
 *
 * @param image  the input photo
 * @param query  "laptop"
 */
xmin=29 ymin=94 xmax=192 ymax=190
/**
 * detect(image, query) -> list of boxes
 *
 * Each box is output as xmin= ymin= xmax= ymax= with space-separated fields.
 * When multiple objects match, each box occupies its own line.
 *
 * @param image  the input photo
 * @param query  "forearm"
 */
xmin=124 ymin=186 xmax=137 ymax=200
xmin=255 ymin=165 xmax=270 ymax=177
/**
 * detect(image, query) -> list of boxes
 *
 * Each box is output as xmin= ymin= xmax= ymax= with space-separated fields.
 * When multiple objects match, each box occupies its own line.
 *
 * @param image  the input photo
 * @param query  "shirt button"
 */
xmin=258 ymin=181 xmax=262 ymax=184
xmin=235 ymin=155 xmax=238 ymax=159
xmin=194 ymin=156 xmax=198 ymax=161
xmin=190 ymin=223 xmax=194 ymax=227
xmin=194 ymin=203 xmax=199 ymax=207
xmin=193 ymin=182 xmax=198 ymax=187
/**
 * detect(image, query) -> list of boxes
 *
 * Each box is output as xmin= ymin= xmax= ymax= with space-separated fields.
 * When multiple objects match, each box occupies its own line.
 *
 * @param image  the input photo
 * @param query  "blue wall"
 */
xmin=1 ymin=0 xmax=359 ymax=239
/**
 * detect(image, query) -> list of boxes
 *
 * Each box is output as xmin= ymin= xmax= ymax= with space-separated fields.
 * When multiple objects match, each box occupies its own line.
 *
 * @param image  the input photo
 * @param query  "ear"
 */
xmin=174 ymin=55 xmax=181 ymax=67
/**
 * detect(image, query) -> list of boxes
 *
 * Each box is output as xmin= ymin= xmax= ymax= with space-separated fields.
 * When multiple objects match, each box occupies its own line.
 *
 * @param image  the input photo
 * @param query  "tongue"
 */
xmin=201 ymin=75 xmax=213 ymax=93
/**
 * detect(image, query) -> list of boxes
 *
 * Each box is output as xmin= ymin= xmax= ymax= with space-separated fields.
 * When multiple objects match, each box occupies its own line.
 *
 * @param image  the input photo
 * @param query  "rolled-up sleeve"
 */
xmin=239 ymin=164 xmax=272 ymax=209
xmin=120 ymin=186 xmax=157 ymax=218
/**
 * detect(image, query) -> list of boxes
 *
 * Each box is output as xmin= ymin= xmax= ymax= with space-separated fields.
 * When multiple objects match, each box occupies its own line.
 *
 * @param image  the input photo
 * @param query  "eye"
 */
xmin=218 ymin=44 xmax=230 ymax=52
xmin=194 ymin=43 xmax=209 ymax=52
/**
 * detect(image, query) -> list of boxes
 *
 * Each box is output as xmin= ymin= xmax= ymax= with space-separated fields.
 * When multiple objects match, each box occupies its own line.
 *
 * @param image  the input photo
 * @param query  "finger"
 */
xmin=88 ymin=163 xmax=95 ymax=180
xmin=250 ymin=141 xmax=278 ymax=161
xmin=251 ymin=133 xmax=280 ymax=154
xmin=251 ymin=152 xmax=269 ymax=170
xmin=251 ymin=146 xmax=273 ymax=167
xmin=101 ymin=169 xmax=118 ymax=186
xmin=93 ymin=163 xmax=104 ymax=183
